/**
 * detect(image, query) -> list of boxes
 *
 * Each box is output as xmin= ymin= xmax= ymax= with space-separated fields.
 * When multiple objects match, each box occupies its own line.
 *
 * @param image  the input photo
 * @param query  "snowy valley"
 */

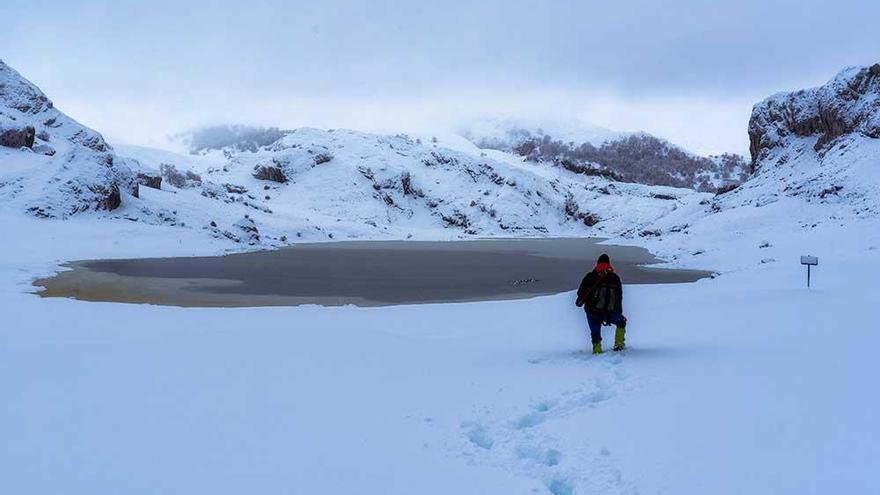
xmin=2 ymin=57 xmax=880 ymax=495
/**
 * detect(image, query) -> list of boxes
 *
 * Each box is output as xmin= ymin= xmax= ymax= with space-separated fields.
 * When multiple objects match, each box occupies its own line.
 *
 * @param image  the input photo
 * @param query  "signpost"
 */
xmin=800 ymin=255 xmax=818 ymax=288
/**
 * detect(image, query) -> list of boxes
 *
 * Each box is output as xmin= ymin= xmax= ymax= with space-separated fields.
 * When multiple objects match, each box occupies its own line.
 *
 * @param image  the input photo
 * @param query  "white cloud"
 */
xmin=3 ymin=0 xmax=878 ymax=155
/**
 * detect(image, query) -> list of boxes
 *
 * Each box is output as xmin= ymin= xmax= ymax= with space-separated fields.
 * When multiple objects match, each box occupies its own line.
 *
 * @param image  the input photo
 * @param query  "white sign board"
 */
xmin=800 ymin=255 xmax=818 ymax=266
xmin=800 ymin=255 xmax=818 ymax=287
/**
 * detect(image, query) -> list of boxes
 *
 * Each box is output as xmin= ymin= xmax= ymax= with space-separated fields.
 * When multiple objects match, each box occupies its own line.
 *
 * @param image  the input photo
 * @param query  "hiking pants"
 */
xmin=586 ymin=311 xmax=627 ymax=344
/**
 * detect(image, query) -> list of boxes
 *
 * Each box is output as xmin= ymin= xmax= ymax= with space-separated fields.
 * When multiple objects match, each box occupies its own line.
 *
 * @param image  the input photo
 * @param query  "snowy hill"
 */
xmin=741 ymin=63 xmax=880 ymax=214
xmin=0 ymin=60 xmax=140 ymax=217
xmin=0 ymin=60 xmax=713 ymax=246
xmin=116 ymin=129 xmax=706 ymax=245
xmin=626 ymin=62 xmax=880 ymax=273
xmin=461 ymin=117 xmax=749 ymax=192
xmin=4 ymin=56 xmax=876 ymax=263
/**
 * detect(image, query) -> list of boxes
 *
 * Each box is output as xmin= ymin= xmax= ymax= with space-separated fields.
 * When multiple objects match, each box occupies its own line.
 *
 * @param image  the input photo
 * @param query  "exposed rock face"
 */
xmin=0 ymin=60 xmax=138 ymax=217
xmin=136 ymin=173 xmax=162 ymax=190
xmin=749 ymin=63 xmax=880 ymax=171
xmin=224 ymin=183 xmax=247 ymax=194
xmin=313 ymin=152 xmax=333 ymax=165
xmin=93 ymin=182 xmax=122 ymax=210
xmin=233 ymin=216 xmax=260 ymax=244
xmin=0 ymin=124 xmax=35 ymax=148
xmin=710 ymin=63 xmax=880 ymax=217
xmin=253 ymin=163 xmax=287 ymax=183
xmin=160 ymin=163 xmax=201 ymax=188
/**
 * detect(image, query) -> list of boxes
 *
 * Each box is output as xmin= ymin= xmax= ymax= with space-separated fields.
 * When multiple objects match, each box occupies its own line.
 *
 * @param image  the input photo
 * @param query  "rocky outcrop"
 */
xmin=136 ymin=173 xmax=162 ymax=190
xmin=160 ymin=163 xmax=201 ymax=188
xmin=0 ymin=60 xmax=138 ymax=217
xmin=233 ymin=216 xmax=260 ymax=244
xmin=749 ymin=63 xmax=880 ymax=171
xmin=313 ymin=152 xmax=333 ymax=165
xmin=0 ymin=124 xmax=35 ymax=148
xmin=252 ymin=163 xmax=287 ymax=183
xmin=709 ymin=63 xmax=880 ymax=217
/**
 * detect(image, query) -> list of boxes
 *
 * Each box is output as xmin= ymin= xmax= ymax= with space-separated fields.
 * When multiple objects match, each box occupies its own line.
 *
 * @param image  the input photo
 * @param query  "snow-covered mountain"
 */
xmin=740 ymin=63 xmax=880 ymax=214
xmin=460 ymin=117 xmax=749 ymax=192
xmin=0 ymin=60 xmax=709 ymax=247
xmin=116 ymin=128 xmax=704 ymax=245
xmin=630 ymin=62 xmax=880 ymax=271
xmin=0 ymin=60 xmax=140 ymax=217
xmin=4 ymin=57 xmax=877 ymax=259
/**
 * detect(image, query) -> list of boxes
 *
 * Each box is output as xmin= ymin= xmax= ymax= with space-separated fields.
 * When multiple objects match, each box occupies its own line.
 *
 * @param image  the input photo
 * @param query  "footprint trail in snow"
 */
xmin=456 ymin=352 xmax=639 ymax=494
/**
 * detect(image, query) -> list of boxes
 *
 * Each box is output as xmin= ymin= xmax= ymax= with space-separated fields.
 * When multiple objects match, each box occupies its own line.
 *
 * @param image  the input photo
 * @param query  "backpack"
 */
xmin=590 ymin=275 xmax=618 ymax=312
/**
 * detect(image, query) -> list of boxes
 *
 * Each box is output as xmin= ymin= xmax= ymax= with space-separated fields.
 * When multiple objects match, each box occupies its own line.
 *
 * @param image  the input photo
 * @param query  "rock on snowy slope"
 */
xmin=0 ymin=60 xmax=138 ymax=217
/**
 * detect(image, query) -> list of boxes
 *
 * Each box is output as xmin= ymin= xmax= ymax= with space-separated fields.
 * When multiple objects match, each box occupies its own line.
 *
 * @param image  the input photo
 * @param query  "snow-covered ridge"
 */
xmin=625 ymin=63 xmax=880 ymax=274
xmin=749 ymin=63 xmax=880 ymax=165
xmin=117 ymin=127 xmax=705 ymax=246
xmin=0 ymin=60 xmax=139 ymax=217
xmin=735 ymin=62 xmax=880 ymax=214
xmin=0 ymin=60 xmax=708 ymax=246
xmin=461 ymin=117 xmax=748 ymax=192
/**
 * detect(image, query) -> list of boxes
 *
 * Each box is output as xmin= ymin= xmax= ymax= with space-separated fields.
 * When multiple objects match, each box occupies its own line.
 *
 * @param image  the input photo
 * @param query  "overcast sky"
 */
xmin=3 ymin=0 xmax=878 ymax=154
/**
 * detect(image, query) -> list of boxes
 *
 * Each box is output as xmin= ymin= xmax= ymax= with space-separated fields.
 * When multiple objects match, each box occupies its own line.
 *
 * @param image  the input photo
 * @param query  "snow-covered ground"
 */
xmin=3 ymin=192 xmax=879 ymax=494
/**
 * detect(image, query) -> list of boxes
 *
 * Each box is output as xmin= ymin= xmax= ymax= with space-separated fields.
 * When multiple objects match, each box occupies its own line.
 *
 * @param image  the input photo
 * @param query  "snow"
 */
xmin=2 ymin=205 xmax=879 ymax=494
xmin=3 ymin=60 xmax=880 ymax=494
xmin=108 ymin=128 xmax=704 ymax=245
xmin=3 ymin=57 xmax=708 ymax=243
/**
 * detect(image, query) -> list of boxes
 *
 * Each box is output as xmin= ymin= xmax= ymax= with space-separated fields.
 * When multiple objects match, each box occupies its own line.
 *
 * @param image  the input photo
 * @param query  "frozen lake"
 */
xmin=35 ymin=238 xmax=711 ymax=307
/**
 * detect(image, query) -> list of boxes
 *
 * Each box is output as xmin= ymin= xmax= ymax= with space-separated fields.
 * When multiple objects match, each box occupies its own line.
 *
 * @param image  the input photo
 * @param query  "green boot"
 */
xmin=592 ymin=342 xmax=603 ymax=355
xmin=613 ymin=326 xmax=626 ymax=352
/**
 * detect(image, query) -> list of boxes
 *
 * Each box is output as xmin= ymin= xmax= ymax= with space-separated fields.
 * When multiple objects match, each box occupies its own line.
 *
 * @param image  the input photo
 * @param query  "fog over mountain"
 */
xmin=3 ymin=0 xmax=879 ymax=154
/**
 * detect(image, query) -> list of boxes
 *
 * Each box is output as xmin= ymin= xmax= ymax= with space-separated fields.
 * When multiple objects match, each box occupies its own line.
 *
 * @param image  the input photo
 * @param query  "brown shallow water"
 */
xmin=34 ymin=238 xmax=712 ymax=307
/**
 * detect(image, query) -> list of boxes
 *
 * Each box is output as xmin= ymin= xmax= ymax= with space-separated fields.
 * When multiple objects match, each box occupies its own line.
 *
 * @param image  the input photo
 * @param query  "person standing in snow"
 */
xmin=576 ymin=253 xmax=627 ymax=354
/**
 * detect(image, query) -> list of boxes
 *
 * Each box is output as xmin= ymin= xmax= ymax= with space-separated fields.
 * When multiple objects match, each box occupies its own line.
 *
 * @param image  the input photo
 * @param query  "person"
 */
xmin=576 ymin=253 xmax=627 ymax=354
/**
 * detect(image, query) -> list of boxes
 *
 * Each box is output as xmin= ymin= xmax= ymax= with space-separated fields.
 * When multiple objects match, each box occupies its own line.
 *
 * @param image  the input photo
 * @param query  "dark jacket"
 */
xmin=576 ymin=268 xmax=623 ymax=314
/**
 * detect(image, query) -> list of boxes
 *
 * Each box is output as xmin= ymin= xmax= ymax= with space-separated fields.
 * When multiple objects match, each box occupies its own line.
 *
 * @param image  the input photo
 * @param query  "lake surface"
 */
xmin=34 ymin=238 xmax=711 ymax=307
